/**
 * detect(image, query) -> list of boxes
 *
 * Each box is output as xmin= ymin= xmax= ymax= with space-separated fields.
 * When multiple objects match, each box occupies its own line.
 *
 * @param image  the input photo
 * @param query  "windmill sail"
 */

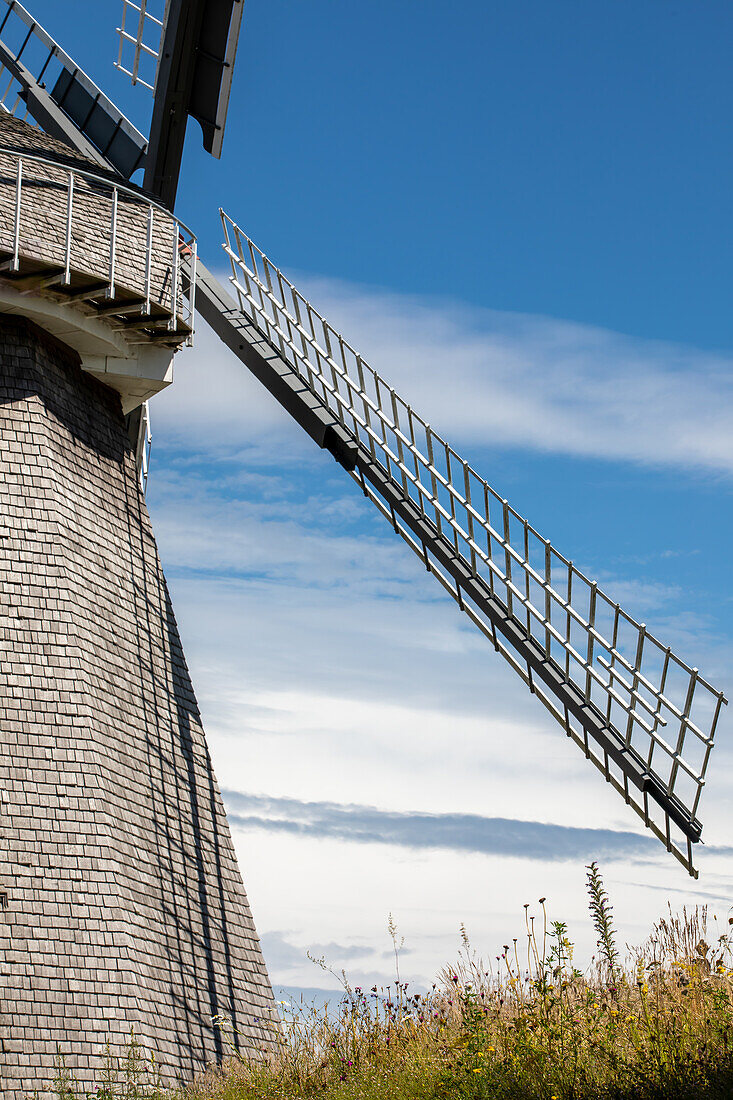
xmin=200 ymin=212 xmax=726 ymax=879
xmin=116 ymin=0 xmax=243 ymax=158
xmin=116 ymin=0 xmax=167 ymax=91
xmin=0 ymin=0 xmax=147 ymax=177
xmin=0 ymin=0 xmax=243 ymax=208
xmin=0 ymin=1 xmax=723 ymax=881
xmin=142 ymin=0 xmax=245 ymax=207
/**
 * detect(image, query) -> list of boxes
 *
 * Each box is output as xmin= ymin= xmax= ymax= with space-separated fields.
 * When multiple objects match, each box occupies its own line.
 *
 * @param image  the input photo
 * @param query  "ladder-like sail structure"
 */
xmin=116 ymin=0 xmax=166 ymax=91
xmin=212 ymin=211 xmax=727 ymax=878
xmin=0 ymin=0 xmax=725 ymax=879
xmin=0 ymin=0 xmax=147 ymax=177
xmin=125 ymin=0 xmax=245 ymax=207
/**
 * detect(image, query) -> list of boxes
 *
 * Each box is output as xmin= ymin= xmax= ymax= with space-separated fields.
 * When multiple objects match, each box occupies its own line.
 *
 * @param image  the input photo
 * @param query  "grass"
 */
xmin=49 ymin=866 xmax=733 ymax=1100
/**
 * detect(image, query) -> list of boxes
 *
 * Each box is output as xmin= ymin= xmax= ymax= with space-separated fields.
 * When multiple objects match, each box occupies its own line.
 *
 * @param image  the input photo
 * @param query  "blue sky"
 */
xmin=195 ymin=0 xmax=733 ymax=349
xmin=28 ymin=0 xmax=733 ymax=992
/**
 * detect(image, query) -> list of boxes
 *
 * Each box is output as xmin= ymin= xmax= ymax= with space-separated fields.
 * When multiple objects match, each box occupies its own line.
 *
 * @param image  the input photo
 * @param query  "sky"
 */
xmin=25 ymin=0 xmax=733 ymax=998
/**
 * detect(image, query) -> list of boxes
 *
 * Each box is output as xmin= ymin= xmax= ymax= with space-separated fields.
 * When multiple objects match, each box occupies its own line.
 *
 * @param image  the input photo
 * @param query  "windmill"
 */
xmin=0 ymin=0 xmax=726 ymax=1094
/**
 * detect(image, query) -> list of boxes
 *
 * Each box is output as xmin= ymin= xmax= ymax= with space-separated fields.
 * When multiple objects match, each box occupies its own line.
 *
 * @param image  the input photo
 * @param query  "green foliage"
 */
xmin=51 ymin=1056 xmax=79 ymax=1100
xmin=46 ymin=875 xmax=733 ymax=1100
xmin=50 ymin=1030 xmax=166 ymax=1100
xmin=586 ymin=860 xmax=620 ymax=981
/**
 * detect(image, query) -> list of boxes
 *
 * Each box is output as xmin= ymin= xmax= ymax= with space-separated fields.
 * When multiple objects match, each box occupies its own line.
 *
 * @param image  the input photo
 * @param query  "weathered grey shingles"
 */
xmin=0 ymin=317 xmax=276 ymax=1097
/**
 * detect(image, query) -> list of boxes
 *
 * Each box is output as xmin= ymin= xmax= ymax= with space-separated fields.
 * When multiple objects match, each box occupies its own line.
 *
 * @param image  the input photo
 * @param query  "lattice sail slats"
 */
xmin=0 ymin=3 xmax=46 ymax=127
xmin=0 ymin=0 xmax=147 ymax=178
xmin=219 ymin=210 xmax=727 ymax=877
xmin=115 ymin=0 xmax=166 ymax=92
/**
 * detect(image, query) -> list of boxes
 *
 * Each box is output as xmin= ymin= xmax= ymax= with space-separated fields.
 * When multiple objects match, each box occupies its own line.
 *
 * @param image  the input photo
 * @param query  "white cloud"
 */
xmin=143 ymin=273 xmax=732 ymax=994
xmin=235 ymin=831 xmax=733 ymax=989
xmin=154 ymin=274 xmax=733 ymax=474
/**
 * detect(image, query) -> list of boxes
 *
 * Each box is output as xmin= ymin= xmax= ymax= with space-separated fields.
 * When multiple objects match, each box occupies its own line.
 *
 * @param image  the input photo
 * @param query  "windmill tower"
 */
xmin=0 ymin=0 xmax=728 ymax=1095
xmin=0 ymin=6 xmax=275 ymax=1093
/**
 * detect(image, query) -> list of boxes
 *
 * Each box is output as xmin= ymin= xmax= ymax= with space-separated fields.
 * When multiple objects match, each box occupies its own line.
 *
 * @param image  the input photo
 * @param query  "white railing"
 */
xmin=221 ymin=209 xmax=727 ymax=874
xmin=0 ymin=147 xmax=196 ymax=337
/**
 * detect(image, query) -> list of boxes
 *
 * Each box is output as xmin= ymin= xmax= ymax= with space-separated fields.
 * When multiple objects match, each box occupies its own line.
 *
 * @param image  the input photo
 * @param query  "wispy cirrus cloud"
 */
xmin=145 ymin=274 xmax=731 ymax=987
xmin=155 ymin=274 xmax=733 ymax=475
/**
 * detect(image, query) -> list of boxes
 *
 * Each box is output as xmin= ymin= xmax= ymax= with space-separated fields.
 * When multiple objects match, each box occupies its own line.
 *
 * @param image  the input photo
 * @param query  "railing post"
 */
xmin=188 ymin=239 xmax=197 ymax=343
xmin=108 ymin=186 xmax=118 ymax=298
xmin=64 ymin=170 xmax=74 ymax=284
xmin=170 ymin=222 xmax=180 ymax=330
xmin=144 ymin=204 xmax=153 ymax=314
xmin=11 ymin=156 xmax=22 ymax=271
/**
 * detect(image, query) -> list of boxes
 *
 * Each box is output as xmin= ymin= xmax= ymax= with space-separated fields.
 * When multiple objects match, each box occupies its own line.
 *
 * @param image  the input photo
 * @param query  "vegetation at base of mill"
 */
xmin=49 ymin=866 xmax=733 ymax=1100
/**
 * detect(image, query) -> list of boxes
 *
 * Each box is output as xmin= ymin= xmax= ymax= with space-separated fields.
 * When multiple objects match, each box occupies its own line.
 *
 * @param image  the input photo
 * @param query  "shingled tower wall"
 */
xmin=0 ymin=319 xmax=275 ymax=1095
xmin=0 ymin=118 xmax=276 ymax=1097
